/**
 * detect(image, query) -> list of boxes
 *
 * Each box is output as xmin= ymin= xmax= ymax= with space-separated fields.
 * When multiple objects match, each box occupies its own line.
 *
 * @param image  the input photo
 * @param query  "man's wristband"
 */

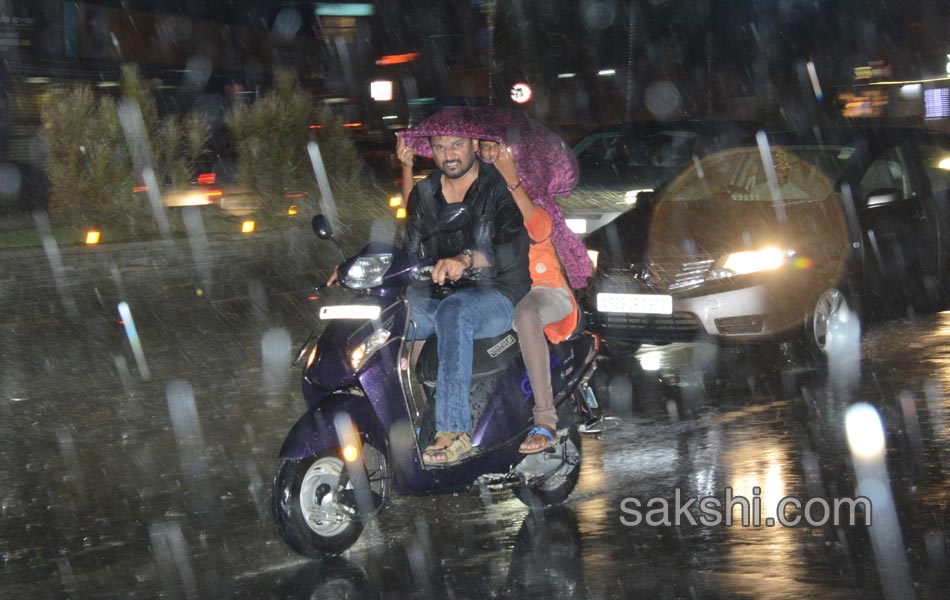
xmin=507 ymin=179 xmax=523 ymax=192
xmin=461 ymin=249 xmax=475 ymax=268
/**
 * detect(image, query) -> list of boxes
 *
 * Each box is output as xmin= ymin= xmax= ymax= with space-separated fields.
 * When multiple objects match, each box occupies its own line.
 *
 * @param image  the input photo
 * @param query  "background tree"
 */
xmin=226 ymin=68 xmax=361 ymax=218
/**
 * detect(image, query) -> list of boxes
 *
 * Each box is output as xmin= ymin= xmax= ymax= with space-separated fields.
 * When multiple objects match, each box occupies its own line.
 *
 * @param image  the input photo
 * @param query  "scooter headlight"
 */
xmin=343 ymin=254 xmax=393 ymax=289
xmin=350 ymin=328 xmax=391 ymax=371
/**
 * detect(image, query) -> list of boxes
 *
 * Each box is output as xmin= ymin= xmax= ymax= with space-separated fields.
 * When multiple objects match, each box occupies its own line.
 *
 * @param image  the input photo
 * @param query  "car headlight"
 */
xmin=350 ymin=328 xmax=391 ymax=371
xmin=708 ymin=247 xmax=791 ymax=280
xmin=343 ymin=254 xmax=393 ymax=289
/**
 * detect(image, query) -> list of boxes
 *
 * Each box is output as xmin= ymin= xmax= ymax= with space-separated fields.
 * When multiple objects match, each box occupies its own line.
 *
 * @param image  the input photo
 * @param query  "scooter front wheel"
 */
xmin=513 ymin=426 xmax=582 ymax=509
xmin=273 ymin=446 xmax=388 ymax=558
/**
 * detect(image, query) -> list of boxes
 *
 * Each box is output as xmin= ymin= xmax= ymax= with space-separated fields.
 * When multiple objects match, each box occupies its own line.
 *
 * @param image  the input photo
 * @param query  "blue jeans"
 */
xmin=407 ymin=285 xmax=514 ymax=432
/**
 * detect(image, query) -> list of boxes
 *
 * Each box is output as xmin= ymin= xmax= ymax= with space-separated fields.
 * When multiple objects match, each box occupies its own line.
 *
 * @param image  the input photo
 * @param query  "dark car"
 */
xmin=582 ymin=124 xmax=950 ymax=357
xmin=564 ymin=120 xmax=759 ymax=234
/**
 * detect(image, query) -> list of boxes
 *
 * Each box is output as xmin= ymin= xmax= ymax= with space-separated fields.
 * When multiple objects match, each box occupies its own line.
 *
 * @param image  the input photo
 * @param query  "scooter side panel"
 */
xmin=472 ymin=359 xmax=535 ymax=448
xmin=278 ymin=394 xmax=388 ymax=459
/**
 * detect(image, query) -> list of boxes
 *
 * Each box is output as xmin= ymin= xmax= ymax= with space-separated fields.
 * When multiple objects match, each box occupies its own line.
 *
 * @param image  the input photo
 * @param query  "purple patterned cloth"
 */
xmin=397 ymin=107 xmax=592 ymax=288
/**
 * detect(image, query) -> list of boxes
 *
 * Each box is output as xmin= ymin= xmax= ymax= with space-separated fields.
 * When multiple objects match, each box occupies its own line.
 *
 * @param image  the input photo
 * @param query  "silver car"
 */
xmin=582 ymin=126 xmax=950 ymax=357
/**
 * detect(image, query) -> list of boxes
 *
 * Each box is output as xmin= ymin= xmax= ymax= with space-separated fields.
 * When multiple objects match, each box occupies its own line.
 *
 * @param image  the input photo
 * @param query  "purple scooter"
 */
xmin=273 ymin=211 xmax=601 ymax=558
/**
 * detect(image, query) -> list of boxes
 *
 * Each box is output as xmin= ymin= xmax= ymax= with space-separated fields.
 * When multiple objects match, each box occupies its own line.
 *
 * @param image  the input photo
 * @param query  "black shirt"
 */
xmin=403 ymin=160 xmax=530 ymax=306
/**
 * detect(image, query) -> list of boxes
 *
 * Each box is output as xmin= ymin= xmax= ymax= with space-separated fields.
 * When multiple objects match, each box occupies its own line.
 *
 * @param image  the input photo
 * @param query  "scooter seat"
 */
xmin=416 ymin=331 xmax=521 ymax=387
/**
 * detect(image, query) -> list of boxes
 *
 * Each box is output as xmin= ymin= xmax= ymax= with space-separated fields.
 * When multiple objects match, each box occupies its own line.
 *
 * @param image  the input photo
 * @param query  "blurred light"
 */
xmin=343 ymin=122 xmax=363 ymax=128
xmin=597 ymin=69 xmax=616 ymax=77
xmin=306 ymin=345 xmax=318 ymax=369
xmin=566 ymin=218 xmax=587 ymax=234
xmin=342 ymin=444 xmax=359 ymax=462
xmin=371 ymin=80 xmax=393 ymax=101
xmin=25 ymin=77 xmax=51 ymax=84
xmin=792 ymin=256 xmax=813 ymax=269
xmin=382 ymin=115 xmax=399 ymax=120
xmin=204 ymin=190 xmax=222 ymax=199
xmin=85 ymin=230 xmax=101 ymax=245
xmin=396 ymin=207 xmax=407 ymax=219
xmin=899 ymin=84 xmax=922 ymax=99
xmin=375 ymin=52 xmax=419 ymax=66
xmin=938 ymin=158 xmax=950 ymax=170
xmin=846 ymin=403 xmax=886 ymax=460
xmin=946 ymin=54 xmax=950 ymax=75
xmin=286 ymin=192 xmax=306 ymax=198
xmin=288 ymin=205 xmax=298 ymax=215
xmin=806 ymin=61 xmax=823 ymax=102
xmin=96 ymin=81 xmax=119 ymax=88
xmin=926 ymin=88 xmax=950 ymax=120
xmin=308 ymin=124 xmax=323 ymax=129
xmin=721 ymin=248 xmax=784 ymax=275
xmin=587 ymin=249 xmax=599 ymax=270
xmin=510 ymin=82 xmax=532 ymax=104
xmin=197 ymin=173 xmax=215 ymax=185
xmin=557 ymin=72 xmax=576 ymax=79
xmin=132 ymin=185 xmax=148 ymax=193
xmin=316 ymin=3 xmax=375 ymax=16
xmin=389 ymin=195 xmax=402 ymax=207
xmin=241 ymin=220 xmax=255 ymax=233
xmin=408 ymin=97 xmax=436 ymax=105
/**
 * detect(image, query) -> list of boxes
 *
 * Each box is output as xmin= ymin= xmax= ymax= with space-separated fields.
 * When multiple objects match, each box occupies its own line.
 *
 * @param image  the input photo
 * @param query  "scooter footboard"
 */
xmin=278 ymin=393 xmax=388 ymax=459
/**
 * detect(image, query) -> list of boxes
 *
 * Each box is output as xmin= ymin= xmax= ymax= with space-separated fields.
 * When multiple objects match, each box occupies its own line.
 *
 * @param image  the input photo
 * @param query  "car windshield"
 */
xmin=576 ymin=130 xmax=701 ymax=169
xmin=667 ymin=145 xmax=853 ymax=205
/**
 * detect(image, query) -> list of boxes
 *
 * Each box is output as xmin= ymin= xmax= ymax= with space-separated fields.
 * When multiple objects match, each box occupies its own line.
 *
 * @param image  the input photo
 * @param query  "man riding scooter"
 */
xmin=333 ymin=126 xmax=530 ymax=465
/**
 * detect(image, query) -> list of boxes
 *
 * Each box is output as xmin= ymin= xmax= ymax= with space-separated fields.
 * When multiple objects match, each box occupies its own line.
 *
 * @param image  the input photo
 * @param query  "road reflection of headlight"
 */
xmin=846 ymin=403 xmax=886 ymax=460
xmin=638 ymin=349 xmax=662 ymax=371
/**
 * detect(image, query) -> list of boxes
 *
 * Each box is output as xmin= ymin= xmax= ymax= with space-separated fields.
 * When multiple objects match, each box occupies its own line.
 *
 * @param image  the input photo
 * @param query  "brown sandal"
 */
xmin=519 ymin=425 xmax=556 ymax=454
xmin=423 ymin=432 xmax=472 ymax=465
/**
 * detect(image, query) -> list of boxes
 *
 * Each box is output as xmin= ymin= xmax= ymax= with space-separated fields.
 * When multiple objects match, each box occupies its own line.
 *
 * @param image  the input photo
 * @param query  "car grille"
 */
xmin=603 ymin=312 xmax=702 ymax=335
xmin=715 ymin=315 xmax=764 ymax=335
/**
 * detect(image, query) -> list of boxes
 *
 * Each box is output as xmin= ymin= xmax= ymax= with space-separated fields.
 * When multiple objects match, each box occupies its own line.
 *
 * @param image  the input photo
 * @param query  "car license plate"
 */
xmin=597 ymin=293 xmax=673 ymax=315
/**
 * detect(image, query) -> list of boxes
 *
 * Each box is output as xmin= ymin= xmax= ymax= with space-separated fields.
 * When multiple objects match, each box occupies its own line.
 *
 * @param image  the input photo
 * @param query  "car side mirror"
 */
xmin=311 ymin=215 xmax=333 ymax=239
xmin=864 ymin=187 xmax=902 ymax=209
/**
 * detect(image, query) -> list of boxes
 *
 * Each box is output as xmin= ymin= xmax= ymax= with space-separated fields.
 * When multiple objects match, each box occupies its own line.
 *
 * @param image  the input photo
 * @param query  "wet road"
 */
xmin=3 ymin=233 xmax=950 ymax=599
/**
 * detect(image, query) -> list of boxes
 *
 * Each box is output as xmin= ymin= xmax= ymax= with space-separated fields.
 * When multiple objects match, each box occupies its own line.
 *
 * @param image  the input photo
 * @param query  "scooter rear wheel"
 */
xmin=273 ymin=446 xmax=388 ymax=558
xmin=513 ymin=426 xmax=582 ymax=509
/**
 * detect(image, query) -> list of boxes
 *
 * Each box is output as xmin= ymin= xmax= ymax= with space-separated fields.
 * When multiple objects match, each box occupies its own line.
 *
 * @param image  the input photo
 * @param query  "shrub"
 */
xmin=41 ymin=64 xmax=210 ymax=238
xmin=226 ymin=67 xmax=362 ymax=218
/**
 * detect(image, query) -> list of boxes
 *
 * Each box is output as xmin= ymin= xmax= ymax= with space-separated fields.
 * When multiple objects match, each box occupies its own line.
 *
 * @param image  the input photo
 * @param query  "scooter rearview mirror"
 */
xmin=312 ymin=215 xmax=333 ymax=239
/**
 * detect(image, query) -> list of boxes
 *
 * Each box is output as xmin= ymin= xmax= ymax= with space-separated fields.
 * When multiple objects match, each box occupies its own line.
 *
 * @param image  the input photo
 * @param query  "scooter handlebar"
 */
xmin=411 ymin=264 xmax=485 ymax=285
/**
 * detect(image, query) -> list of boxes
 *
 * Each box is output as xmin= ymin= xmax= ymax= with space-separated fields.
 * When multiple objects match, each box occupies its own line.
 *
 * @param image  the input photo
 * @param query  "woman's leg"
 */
xmin=512 ymin=286 xmax=574 ymax=437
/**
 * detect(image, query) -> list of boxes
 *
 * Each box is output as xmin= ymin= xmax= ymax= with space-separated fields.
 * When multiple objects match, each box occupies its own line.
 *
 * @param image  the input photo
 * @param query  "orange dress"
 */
xmin=524 ymin=208 xmax=578 ymax=343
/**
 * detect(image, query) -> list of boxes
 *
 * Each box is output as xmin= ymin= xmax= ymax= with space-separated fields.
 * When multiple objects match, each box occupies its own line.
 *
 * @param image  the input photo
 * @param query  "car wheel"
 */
xmin=804 ymin=287 xmax=858 ymax=360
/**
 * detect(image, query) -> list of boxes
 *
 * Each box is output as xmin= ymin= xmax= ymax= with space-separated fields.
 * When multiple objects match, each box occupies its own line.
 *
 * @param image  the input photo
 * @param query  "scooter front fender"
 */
xmin=278 ymin=393 xmax=388 ymax=459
